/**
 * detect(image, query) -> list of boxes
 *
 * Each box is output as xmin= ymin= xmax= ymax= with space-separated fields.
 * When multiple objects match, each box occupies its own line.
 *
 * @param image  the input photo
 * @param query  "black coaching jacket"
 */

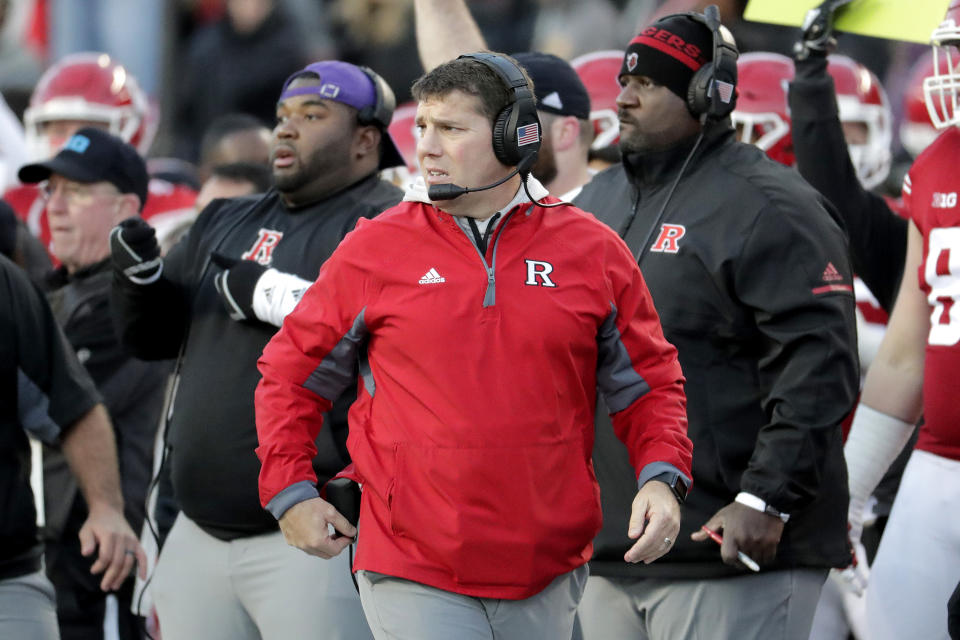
xmin=575 ymin=123 xmax=859 ymax=578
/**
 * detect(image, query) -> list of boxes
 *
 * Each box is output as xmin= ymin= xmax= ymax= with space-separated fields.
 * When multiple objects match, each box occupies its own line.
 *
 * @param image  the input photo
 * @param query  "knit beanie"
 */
xmin=620 ymin=13 xmax=714 ymax=101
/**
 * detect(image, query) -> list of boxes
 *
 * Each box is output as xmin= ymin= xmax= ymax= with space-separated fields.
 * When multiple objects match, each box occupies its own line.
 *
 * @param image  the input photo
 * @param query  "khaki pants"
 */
xmin=579 ymin=568 xmax=826 ymax=640
xmin=358 ymin=565 xmax=588 ymax=640
xmin=153 ymin=513 xmax=372 ymax=640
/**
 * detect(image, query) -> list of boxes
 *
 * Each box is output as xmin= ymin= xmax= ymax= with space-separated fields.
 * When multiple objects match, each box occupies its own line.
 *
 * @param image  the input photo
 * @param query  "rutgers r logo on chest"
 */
xmin=241 ymin=229 xmax=284 ymax=265
xmin=650 ymin=223 xmax=686 ymax=254
xmin=525 ymin=259 xmax=557 ymax=287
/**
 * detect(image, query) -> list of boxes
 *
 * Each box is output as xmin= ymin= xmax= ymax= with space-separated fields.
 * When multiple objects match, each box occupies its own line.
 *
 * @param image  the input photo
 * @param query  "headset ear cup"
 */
xmin=492 ymin=106 xmax=516 ymax=166
xmin=687 ymin=64 xmax=713 ymax=117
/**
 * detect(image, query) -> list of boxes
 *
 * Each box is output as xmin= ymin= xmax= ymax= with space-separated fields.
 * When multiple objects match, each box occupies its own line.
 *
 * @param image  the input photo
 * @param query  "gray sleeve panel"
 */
xmin=596 ymin=302 xmax=652 ymax=414
xmin=636 ymin=461 xmax=692 ymax=491
xmin=17 ymin=368 xmax=63 ymax=444
xmin=358 ymin=346 xmax=375 ymax=397
xmin=303 ymin=308 xmax=369 ymax=401
xmin=265 ymin=480 xmax=319 ymax=520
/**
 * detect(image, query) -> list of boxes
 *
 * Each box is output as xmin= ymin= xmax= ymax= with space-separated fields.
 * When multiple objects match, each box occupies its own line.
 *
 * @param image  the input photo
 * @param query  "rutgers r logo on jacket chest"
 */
xmin=650 ymin=224 xmax=686 ymax=254
xmin=241 ymin=229 xmax=284 ymax=265
xmin=525 ymin=259 xmax=557 ymax=287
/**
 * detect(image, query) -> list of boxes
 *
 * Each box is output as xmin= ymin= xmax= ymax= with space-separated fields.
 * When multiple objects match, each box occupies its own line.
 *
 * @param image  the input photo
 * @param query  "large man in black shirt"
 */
xmin=574 ymin=7 xmax=859 ymax=640
xmin=110 ymin=61 xmax=404 ymax=640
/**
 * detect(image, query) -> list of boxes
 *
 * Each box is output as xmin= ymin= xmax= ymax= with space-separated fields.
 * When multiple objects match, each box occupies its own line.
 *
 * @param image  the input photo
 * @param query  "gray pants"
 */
xmin=579 ymin=569 xmax=827 ymax=640
xmin=358 ymin=565 xmax=588 ymax=640
xmin=0 ymin=569 xmax=60 ymax=640
xmin=153 ymin=513 xmax=372 ymax=640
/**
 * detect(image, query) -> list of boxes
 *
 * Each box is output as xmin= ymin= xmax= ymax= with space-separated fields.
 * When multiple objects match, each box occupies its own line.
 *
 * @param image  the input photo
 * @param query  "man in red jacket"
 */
xmin=255 ymin=52 xmax=693 ymax=640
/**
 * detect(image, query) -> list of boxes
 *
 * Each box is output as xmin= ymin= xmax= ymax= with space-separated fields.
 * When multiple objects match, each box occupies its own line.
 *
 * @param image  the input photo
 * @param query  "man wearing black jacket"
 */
xmin=574 ymin=7 xmax=859 ymax=640
xmin=110 ymin=61 xmax=404 ymax=640
xmin=16 ymin=128 xmax=169 ymax=640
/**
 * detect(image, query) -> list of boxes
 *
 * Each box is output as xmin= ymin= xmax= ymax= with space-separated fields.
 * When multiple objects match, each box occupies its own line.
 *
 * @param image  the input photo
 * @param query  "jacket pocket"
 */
xmin=388 ymin=438 xmax=601 ymax=588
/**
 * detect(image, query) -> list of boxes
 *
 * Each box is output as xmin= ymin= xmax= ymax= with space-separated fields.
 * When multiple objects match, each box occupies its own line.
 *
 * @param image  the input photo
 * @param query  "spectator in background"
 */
xmin=198 ymin=113 xmax=272 ymax=182
xmin=174 ymin=0 xmax=307 ymax=161
xmin=47 ymin=0 xmax=165 ymax=96
xmin=196 ymin=162 xmax=272 ymax=218
xmin=160 ymin=161 xmax=273 ymax=253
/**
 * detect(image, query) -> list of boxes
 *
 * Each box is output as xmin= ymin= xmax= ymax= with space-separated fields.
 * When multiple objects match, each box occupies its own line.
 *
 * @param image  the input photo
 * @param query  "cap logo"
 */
xmin=627 ymin=52 xmax=639 ymax=72
xmin=319 ymin=83 xmax=341 ymax=99
xmin=542 ymin=91 xmax=564 ymax=111
xmin=64 ymin=135 xmax=90 ymax=154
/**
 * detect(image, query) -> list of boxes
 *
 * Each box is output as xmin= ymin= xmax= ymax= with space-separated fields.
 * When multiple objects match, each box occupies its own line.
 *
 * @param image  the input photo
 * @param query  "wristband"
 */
xmin=736 ymin=492 xmax=790 ymax=523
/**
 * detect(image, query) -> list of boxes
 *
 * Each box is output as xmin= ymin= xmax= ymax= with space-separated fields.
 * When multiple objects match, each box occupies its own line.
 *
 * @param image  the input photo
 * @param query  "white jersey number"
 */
xmin=925 ymin=227 xmax=960 ymax=346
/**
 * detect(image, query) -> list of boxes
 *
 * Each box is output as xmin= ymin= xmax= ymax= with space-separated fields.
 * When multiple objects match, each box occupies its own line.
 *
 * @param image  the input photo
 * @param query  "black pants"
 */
xmin=45 ymin=497 xmax=145 ymax=640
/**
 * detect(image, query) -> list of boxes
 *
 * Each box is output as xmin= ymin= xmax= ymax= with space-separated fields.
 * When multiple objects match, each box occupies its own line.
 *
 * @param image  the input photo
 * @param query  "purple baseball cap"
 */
xmin=279 ymin=60 xmax=405 ymax=169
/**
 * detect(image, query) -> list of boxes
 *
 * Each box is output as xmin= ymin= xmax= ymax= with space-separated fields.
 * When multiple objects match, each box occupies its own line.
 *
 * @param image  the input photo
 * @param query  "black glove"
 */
xmin=211 ymin=252 xmax=267 ymax=322
xmin=794 ymin=0 xmax=854 ymax=60
xmin=110 ymin=217 xmax=162 ymax=284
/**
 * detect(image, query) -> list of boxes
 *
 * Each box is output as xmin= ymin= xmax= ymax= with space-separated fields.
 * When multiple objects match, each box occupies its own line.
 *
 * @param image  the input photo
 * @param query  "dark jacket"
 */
xmin=112 ymin=175 xmax=402 ymax=540
xmin=0 ymin=254 xmax=100 ymax=580
xmin=575 ymin=123 xmax=859 ymax=578
xmin=789 ymin=52 xmax=907 ymax=313
xmin=44 ymin=260 xmax=169 ymax=540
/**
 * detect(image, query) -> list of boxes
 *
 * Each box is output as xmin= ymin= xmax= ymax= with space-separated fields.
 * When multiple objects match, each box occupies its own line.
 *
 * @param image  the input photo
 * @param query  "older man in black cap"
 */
xmin=17 ymin=128 xmax=168 ymax=640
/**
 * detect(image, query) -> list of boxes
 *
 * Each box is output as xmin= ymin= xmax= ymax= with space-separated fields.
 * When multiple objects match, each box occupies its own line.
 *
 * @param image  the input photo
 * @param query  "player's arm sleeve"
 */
xmin=255 ymin=235 xmax=371 ymax=519
xmin=5 ymin=258 xmax=101 ymax=442
xmin=733 ymin=202 xmax=860 ymax=513
xmin=789 ymin=53 xmax=908 ymax=312
xmin=111 ymin=199 xmax=230 ymax=359
xmin=597 ymin=235 xmax=693 ymax=487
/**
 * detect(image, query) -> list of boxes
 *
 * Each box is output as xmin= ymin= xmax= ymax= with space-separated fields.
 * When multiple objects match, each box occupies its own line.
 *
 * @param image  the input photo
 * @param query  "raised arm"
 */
xmin=414 ymin=0 xmax=487 ymax=72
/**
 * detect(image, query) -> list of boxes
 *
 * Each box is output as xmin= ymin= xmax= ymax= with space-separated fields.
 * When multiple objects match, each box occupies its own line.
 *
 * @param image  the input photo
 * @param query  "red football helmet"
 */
xmin=924 ymin=1 xmax=960 ymax=131
xmin=731 ymin=52 xmax=795 ymax=167
xmin=901 ymin=51 xmax=945 ymax=157
xmin=570 ymin=50 xmax=622 ymax=151
xmin=24 ymin=52 xmax=154 ymax=160
xmin=381 ymin=101 xmax=419 ymax=188
xmin=826 ymin=54 xmax=893 ymax=190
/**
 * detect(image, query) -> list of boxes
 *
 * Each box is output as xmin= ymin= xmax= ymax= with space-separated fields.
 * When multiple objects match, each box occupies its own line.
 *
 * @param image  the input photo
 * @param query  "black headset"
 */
xmin=683 ymin=4 xmax=739 ymax=120
xmin=457 ymin=52 xmax=541 ymax=168
xmin=356 ymin=65 xmax=397 ymax=129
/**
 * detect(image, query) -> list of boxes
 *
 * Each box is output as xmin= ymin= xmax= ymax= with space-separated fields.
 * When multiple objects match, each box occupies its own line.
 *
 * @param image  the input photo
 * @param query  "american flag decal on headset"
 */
xmin=516 ymin=123 xmax=540 ymax=146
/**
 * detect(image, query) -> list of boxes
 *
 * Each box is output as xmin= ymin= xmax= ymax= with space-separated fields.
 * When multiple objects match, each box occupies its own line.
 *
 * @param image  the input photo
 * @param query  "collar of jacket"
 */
xmin=283 ymin=171 xmax=384 ymax=213
xmin=401 ymin=173 xmax=550 ymax=208
xmin=45 ymin=257 xmax=111 ymax=289
xmin=621 ymin=120 xmax=734 ymax=191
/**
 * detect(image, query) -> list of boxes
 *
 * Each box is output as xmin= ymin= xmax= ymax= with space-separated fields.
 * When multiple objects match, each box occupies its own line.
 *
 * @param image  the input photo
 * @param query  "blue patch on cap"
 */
xmin=64 ymin=135 xmax=90 ymax=154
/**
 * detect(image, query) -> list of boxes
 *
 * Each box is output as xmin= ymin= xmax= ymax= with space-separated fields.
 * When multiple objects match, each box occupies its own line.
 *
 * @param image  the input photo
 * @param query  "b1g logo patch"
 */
xmin=650 ymin=224 xmax=686 ymax=254
xmin=241 ymin=229 xmax=284 ymax=265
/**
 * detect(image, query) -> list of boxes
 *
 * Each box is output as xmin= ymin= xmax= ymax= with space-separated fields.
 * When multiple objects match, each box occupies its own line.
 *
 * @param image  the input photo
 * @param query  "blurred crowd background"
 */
xmin=0 ymin=0 xmax=929 ymax=172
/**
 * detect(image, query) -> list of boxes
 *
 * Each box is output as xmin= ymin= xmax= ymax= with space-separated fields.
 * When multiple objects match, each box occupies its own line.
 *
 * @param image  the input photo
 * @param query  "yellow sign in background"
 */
xmin=744 ymin=0 xmax=952 ymax=44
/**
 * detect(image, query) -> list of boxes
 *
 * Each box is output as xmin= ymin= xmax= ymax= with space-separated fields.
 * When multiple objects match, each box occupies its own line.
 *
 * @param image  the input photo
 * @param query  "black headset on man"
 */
xmin=426 ymin=51 xmax=548 ymax=202
xmin=684 ymin=4 xmax=739 ymax=122
xmin=624 ymin=4 xmax=741 ymax=263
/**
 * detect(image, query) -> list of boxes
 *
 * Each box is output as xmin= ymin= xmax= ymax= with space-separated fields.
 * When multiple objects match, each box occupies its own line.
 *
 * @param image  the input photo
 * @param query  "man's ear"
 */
xmin=552 ymin=116 xmax=581 ymax=152
xmin=354 ymin=125 xmax=381 ymax=162
xmin=116 ymin=193 xmax=142 ymax=223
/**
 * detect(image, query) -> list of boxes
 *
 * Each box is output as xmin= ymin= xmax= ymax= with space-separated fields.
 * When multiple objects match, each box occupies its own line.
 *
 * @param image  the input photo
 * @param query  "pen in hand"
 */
xmin=700 ymin=525 xmax=761 ymax=572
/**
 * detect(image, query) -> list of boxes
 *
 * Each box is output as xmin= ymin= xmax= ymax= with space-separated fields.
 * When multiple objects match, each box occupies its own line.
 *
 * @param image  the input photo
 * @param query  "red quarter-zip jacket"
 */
xmin=255 ymin=179 xmax=691 ymax=599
